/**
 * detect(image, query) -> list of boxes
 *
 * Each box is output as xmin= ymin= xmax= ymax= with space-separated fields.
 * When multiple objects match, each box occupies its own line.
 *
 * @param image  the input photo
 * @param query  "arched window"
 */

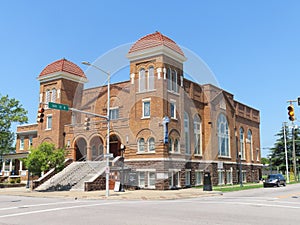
xmin=168 ymin=137 xmax=173 ymax=152
xmin=184 ymin=112 xmax=190 ymax=154
xmin=248 ymin=129 xmax=253 ymax=161
xmin=174 ymin=138 xmax=179 ymax=153
xmin=217 ymin=114 xmax=230 ymax=156
xmin=172 ymin=69 xmax=178 ymax=92
xmin=45 ymin=89 xmax=51 ymax=108
xmin=51 ymin=88 xmax=57 ymax=103
xmin=194 ymin=114 xmax=202 ymax=155
xmin=138 ymin=138 xmax=145 ymax=152
xmin=148 ymin=66 xmax=154 ymax=90
xmin=139 ymin=68 xmax=146 ymax=92
xmin=148 ymin=137 xmax=155 ymax=151
xmin=92 ymin=145 xmax=97 ymax=158
xmin=98 ymin=144 xmax=104 ymax=155
xmin=167 ymin=68 xmax=172 ymax=90
xmin=240 ymin=127 xmax=245 ymax=159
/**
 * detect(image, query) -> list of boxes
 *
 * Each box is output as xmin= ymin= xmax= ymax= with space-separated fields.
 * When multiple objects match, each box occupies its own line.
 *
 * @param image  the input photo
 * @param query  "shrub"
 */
xmin=9 ymin=179 xmax=15 ymax=184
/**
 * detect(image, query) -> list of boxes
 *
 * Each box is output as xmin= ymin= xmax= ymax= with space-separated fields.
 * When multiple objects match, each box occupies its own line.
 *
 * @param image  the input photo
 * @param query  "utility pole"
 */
xmin=283 ymin=122 xmax=290 ymax=183
xmin=292 ymin=125 xmax=297 ymax=181
xmin=286 ymin=99 xmax=298 ymax=182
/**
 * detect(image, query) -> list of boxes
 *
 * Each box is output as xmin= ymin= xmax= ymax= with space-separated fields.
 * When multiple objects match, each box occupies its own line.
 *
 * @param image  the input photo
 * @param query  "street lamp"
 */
xmin=82 ymin=61 xmax=111 ymax=197
xmin=297 ymin=158 xmax=299 ymax=182
xmin=120 ymin=144 xmax=126 ymax=192
xmin=239 ymin=152 xmax=243 ymax=187
xmin=26 ymin=168 xmax=30 ymax=188
xmin=283 ymin=122 xmax=290 ymax=183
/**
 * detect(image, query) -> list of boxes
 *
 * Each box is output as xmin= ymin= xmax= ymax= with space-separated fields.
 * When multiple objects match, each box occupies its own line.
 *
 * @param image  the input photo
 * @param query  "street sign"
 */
xmin=48 ymin=102 xmax=69 ymax=111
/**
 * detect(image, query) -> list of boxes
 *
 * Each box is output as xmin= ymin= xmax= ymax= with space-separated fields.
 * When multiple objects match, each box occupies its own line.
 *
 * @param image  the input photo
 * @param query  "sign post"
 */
xmin=48 ymin=102 xmax=69 ymax=111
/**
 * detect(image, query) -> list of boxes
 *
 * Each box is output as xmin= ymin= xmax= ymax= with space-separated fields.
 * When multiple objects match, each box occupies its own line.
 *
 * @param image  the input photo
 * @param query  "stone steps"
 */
xmin=36 ymin=161 xmax=106 ymax=191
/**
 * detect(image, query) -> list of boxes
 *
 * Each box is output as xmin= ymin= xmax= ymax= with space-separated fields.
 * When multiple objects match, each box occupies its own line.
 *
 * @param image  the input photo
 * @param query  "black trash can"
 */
xmin=203 ymin=171 xmax=212 ymax=191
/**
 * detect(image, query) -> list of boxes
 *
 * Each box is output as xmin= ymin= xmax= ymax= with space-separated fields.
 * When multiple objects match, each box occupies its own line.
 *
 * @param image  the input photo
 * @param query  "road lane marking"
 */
xmin=276 ymin=192 xmax=300 ymax=199
xmin=0 ymin=200 xmax=85 ymax=211
xmin=0 ymin=202 xmax=116 ymax=218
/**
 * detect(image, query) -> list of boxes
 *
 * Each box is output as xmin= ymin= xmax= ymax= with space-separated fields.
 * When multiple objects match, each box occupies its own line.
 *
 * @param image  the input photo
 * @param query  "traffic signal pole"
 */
xmin=287 ymin=99 xmax=298 ymax=182
xmin=283 ymin=122 xmax=290 ymax=183
xmin=292 ymin=125 xmax=297 ymax=181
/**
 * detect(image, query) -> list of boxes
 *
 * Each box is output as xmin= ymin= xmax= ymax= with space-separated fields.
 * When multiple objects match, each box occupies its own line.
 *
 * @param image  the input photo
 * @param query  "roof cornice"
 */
xmin=37 ymin=71 xmax=88 ymax=84
xmin=127 ymin=45 xmax=187 ymax=63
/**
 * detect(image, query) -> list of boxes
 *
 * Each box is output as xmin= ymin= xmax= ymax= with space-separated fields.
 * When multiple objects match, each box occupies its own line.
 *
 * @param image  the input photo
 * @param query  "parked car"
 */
xmin=263 ymin=174 xmax=286 ymax=187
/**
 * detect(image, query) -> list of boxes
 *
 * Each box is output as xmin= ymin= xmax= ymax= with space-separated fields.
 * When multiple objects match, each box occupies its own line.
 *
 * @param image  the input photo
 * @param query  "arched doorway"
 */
xmin=74 ymin=138 xmax=87 ymax=161
xmin=109 ymin=134 xmax=121 ymax=158
xmin=90 ymin=136 xmax=104 ymax=161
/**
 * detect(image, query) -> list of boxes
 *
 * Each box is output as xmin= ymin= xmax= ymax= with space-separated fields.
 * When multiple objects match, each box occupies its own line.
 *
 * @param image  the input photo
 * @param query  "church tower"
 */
xmin=126 ymin=31 xmax=187 ymax=154
xmin=37 ymin=58 xmax=87 ymax=148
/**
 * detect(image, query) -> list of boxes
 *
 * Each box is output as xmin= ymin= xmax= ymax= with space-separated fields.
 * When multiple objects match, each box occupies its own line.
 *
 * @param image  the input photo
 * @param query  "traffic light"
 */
xmin=84 ymin=117 xmax=90 ymax=130
xmin=37 ymin=107 xmax=45 ymax=123
xmin=287 ymin=104 xmax=295 ymax=121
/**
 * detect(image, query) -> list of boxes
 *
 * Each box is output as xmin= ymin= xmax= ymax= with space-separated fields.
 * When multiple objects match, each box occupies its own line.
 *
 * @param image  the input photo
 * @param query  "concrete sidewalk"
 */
xmin=0 ymin=187 xmax=222 ymax=200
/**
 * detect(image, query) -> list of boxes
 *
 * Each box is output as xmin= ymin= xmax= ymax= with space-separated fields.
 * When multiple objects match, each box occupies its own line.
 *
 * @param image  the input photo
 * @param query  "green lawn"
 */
xmin=212 ymin=183 xmax=263 ymax=192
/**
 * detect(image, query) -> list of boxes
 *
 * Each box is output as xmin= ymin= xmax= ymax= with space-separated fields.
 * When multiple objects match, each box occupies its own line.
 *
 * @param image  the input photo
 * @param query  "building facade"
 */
xmin=10 ymin=32 xmax=261 ymax=189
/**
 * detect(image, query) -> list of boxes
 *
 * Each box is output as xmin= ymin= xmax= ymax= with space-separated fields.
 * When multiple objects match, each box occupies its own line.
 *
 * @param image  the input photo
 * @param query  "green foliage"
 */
xmin=270 ymin=124 xmax=300 ymax=174
xmin=212 ymin=183 xmax=263 ymax=192
xmin=0 ymin=94 xmax=28 ymax=156
xmin=9 ymin=179 xmax=15 ymax=184
xmin=24 ymin=142 xmax=65 ymax=176
xmin=261 ymin=157 xmax=269 ymax=165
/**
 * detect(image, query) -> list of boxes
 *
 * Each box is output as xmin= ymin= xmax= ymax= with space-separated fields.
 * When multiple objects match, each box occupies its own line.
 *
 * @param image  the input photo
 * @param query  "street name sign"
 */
xmin=48 ymin=102 xmax=69 ymax=111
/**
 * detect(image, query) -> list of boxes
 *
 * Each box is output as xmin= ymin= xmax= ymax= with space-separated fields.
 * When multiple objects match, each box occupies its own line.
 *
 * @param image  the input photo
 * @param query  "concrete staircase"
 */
xmin=35 ymin=161 xmax=106 ymax=191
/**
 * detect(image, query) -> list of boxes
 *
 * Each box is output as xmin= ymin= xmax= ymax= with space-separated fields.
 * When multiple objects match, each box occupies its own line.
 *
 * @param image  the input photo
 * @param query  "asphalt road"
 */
xmin=0 ymin=184 xmax=300 ymax=225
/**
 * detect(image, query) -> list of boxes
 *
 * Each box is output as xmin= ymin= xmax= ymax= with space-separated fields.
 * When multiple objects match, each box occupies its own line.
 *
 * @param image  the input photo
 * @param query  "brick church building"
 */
xmin=6 ymin=32 xmax=262 ymax=190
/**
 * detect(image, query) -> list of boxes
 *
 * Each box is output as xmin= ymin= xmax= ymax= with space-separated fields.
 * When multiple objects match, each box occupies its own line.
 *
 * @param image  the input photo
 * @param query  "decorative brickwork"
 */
xmin=15 ymin=32 xmax=262 ymax=190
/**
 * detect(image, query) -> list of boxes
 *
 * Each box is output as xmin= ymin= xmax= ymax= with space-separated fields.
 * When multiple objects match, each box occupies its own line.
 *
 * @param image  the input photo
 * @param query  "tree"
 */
xmin=24 ymin=142 xmax=65 ymax=176
xmin=0 ymin=94 xmax=28 ymax=157
xmin=261 ymin=157 xmax=269 ymax=166
xmin=270 ymin=124 xmax=300 ymax=174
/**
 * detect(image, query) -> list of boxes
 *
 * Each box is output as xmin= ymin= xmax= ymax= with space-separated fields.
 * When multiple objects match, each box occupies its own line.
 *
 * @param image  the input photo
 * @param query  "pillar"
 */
xmin=86 ymin=145 xmax=92 ymax=161
xmin=2 ymin=161 xmax=5 ymax=175
xmin=9 ymin=159 xmax=13 ymax=175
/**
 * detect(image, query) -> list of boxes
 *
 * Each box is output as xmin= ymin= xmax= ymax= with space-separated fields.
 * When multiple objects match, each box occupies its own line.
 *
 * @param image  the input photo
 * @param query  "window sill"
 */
xmin=167 ymin=90 xmax=180 ymax=96
xmin=169 ymin=152 xmax=181 ymax=155
xmin=137 ymin=89 xmax=157 ymax=94
xmin=137 ymin=152 xmax=156 ymax=155
xmin=218 ymin=156 xmax=231 ymax=159
xmin=141 ymin=116 xmax=150 ymax=120
xmin=194 ymin=154 xmax=202 ymax=157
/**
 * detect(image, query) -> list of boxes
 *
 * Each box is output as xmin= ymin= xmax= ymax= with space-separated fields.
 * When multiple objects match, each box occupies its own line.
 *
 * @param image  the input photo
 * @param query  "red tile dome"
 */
xmin=39 ymin=58 xmax=86 ymax=78
xmin=128 ymin=31 xmax=185 ymax=56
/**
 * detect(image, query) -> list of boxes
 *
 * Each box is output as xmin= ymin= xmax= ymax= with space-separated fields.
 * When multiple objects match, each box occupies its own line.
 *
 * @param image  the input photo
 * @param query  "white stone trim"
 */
xmin=136 ymin=168 xmax=156 ymax=172
xmin=156 ymin=68 xmax=162 ymax=79
xmin=130 ymin=73 xmax=135 ymax=84
xmin=38 ymin=71 xmax=88 ymax=84
xmin=127 ymin=45 xmax=187 ymax=63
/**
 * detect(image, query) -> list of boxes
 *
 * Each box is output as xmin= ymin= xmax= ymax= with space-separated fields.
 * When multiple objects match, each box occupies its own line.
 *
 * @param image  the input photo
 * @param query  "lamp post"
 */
xmin=297 ymin=158 xmax=299 ymax=182
xmin=120 ymin=144 xmax=126 ymax=192
xmin=283 ymin=122 xmax=290 ymax=183
xmin=239 ymin=152 xmax=243 ymax=187
xmin=26 ymin=168 xmax=30 ymax=189
xmin=82 ymin=61 xmax=110 ymax=197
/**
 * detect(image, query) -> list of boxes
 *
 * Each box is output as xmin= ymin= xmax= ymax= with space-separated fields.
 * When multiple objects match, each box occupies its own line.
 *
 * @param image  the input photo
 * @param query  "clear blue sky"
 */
xmin=1 ymin=0 xmax=300 ymax=157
